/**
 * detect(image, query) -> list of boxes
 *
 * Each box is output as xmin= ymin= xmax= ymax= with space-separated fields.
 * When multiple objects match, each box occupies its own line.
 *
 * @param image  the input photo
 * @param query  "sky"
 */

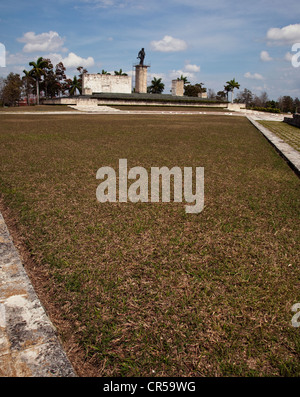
xmin=0 ymin=0 xmax=300 ymax=100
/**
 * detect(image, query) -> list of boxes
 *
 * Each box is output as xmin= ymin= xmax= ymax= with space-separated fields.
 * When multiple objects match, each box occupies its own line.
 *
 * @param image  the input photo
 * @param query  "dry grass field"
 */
xmin=0 ymin=105 xmax=76 ymax=112
xmin=0 ymin=113 xmax=299 ymax=377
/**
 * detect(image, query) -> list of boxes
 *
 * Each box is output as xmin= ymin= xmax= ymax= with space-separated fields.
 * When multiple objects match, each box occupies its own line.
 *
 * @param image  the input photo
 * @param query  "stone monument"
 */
xmin=171 ymin=80 xmax=184 ymax=96
xmin=135 ymin=48 xmax=149 ymax=94
xmin=137 ymin=48 xmax=145 ymax=66
xmin=82 ymin=73 xmax=132 ymax=95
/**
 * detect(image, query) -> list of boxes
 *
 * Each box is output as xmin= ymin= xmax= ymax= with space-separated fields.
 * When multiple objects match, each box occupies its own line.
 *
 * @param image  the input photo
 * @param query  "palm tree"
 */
xmin=148 ymin=77 xmax=165 ymax=94
xmin=177 ymin=75 xmax=190 ymax=85
xmin=226 ymin=78 xmax=240 ymax=103
xmin=114 ymin=69 xmax=128 ymax=76
xmin=77 ymin=66 xmax=87 ymax=93
xmin=224 ymin=84 xmax=231 ymax=102
xmin=22 ymin=69 xmax=34 ymax=105
xmin=69 ymin=76 xmax=81 ymax=96
xmin=101 ymin=70 xmax=111 ymax=75
xmin=28 ymin=57 xmax=48 ymax=105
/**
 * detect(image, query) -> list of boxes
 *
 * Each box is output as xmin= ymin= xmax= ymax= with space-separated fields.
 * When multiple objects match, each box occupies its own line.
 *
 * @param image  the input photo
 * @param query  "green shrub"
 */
xmin=249 ymin=106 xmax=281 ymax=113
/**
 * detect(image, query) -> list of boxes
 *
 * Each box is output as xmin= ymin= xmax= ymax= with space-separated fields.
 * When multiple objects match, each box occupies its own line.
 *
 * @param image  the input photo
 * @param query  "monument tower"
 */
xmin=135 ymin=48 xmax=149 ymax=93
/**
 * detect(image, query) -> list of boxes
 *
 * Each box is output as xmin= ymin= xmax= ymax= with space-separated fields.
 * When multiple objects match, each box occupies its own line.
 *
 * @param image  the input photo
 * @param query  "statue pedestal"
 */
xmin=135 ymin=65 xmax=149 ymax=93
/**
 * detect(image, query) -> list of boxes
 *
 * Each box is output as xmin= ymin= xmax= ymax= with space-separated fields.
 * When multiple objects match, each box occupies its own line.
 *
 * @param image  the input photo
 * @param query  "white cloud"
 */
xmin=260 ymin=50 xmax=273 ymax=62
xmin=169 ymin=69 xmax=184 ymax=79
xmin=6 ymin=50 xmax=95 ymax=71
xmin=93 ymin=0 xmax=115 ymax=6
xmin=252 ymin=86 xmax=264 ymax=92
xmin=6 ymin=52 xmax=32 ymax=66
xmin=61 ymin=52 xmax=95 ymax=68
xmin=148 ymin=72 xmax=166 ymax=81
xmin=80 ymin=0 xmax=146 ymax=9
xmin=44 ymin=52 xmax=95 ymax=69
xmin=284 ymin=52 xmax=293 ymax=62
xmin=17 ymin=31 xmax=66 ymax=53
xmin=184 ymin=63 xmax=200 ymax=72
xmin=150 ymin=35 xmax=187 ymax=52
xmin=43 ymin=53 xmax=64 ymax=65
xmin=167 ymin=62 xmax=200 ymax=82
xmin=169 ymin=69 xmax=196 ymax=83
xmin=266 ymin=24 xmax=300 ymax=45
xmin=81 ymin=0 xmax=121 ymax=7
xmin=244 ymin=72 xmax=264 ymax=80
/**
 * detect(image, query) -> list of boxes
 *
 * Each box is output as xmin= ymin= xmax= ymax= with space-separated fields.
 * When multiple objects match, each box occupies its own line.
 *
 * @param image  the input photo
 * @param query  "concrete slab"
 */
xmin=68 ymin=105 xmax=121 ymax=112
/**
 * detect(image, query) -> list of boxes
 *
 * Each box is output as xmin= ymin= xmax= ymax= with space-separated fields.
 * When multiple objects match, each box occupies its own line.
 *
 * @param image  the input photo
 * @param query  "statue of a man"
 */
xmin=137 ymin=48 xmax=145 ymax=66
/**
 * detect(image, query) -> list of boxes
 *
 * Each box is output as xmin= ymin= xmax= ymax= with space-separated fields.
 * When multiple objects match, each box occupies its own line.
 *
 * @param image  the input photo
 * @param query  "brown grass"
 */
xmin=0 ymin=104 xmax=76 ymax=112
xmin=0 ymin=113 xmax=299 ymax=377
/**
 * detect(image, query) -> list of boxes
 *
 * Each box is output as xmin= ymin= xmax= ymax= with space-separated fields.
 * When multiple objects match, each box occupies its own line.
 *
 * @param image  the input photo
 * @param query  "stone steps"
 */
xmin=68 ymin=105 xmax=120 ymax=112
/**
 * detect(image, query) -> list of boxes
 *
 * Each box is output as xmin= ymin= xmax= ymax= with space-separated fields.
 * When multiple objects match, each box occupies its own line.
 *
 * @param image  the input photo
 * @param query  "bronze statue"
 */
xmin=137 ymin=48 xmax=145 ymax=66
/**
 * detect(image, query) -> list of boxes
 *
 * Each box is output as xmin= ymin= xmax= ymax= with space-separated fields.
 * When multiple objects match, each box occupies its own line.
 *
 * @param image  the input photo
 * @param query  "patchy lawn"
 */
xmin=0 ymin=114 xmax=299 ymax=377
xmin=0 ymin=104 xmax=76 ymax=112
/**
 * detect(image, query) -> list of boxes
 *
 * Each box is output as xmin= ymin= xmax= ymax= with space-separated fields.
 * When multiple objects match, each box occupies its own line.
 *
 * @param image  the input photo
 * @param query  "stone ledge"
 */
xmin=247 ymin=116 xmax=300 ymax=177
xmin=284 ymin=113 xmax=300 ymax=129
xmin=0 ymin=213 xmax=76 ymax=377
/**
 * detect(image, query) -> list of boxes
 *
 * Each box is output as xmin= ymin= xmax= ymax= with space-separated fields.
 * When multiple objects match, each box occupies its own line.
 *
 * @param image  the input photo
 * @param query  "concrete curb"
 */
xmin=247 ymin=116 xmax=300 ymax=177
xmin=0 ymin=109 xmax=237 ymax=115
xmin=0 ymin=212 xmax=76 ymax=377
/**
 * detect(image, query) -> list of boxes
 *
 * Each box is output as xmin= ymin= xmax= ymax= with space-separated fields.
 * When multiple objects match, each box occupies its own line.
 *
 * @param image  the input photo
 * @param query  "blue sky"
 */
xmin=1 ymin=0 xmax=300 ymax=99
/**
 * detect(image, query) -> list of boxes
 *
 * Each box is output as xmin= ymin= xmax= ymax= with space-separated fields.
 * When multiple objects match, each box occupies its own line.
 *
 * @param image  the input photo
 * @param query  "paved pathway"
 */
xmin=243 ymin=109 xmax=288 ymax=122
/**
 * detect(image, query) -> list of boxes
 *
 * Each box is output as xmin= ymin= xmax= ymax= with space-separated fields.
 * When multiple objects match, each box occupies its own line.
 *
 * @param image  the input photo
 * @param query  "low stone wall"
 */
xmin=43 ymin=96 xmax=228 ymax=108
xmin=227 ymin=103 xmax=246 ymax=111
xmin=284 ymin=113 xmax=300 ymax=129
xmin=43 ymin=98 xmax=97 ymax=106
xmin=82 ymin=74 xmax=132 ymax=95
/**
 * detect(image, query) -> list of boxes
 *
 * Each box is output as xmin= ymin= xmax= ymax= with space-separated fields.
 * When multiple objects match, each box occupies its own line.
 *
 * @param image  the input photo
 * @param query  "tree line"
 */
xmin=235 ymin=88 xmax=299 ymax=113
xmin=0 ymin=57 xmax=86 ymax=106
xmin=1 ymin=56 xmax=299 ymax=113
xmin=182 ymin=77 xmax=299 ymax=113
xmin=208 ymin=85 xmax=300 ymax=113
xmin=0 ymin=56 xmax=132 ymax=106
